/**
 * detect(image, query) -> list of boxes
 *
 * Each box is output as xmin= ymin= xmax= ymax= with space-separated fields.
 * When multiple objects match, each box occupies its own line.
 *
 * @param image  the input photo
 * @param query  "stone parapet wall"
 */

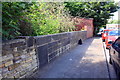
xmin=34 ymin=31 xmax=87 ymax=68
xmin=1 ymin=31 xmax=87 ymax=79
xmin=1 ymin=38 xmax=38 ymax=79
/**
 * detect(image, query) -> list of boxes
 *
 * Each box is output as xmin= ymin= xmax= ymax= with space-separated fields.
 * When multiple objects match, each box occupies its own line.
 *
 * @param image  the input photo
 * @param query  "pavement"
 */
xmin=32 ymin=37 xmax=116 ymax=78
xmin=103 ymin=42 xmax=117 ymax=78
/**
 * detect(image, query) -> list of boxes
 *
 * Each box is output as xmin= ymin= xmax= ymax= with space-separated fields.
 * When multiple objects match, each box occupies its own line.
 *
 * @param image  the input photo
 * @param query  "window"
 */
xmin=108 ymin=30 xmax=120 ymax=36
xmin=115 ymin=39 xmax=120 ymax=47
xmin=113 ymin=37 xmax=120 ymax=53
xmin=104 ymin=31 xmax=108 ymax=33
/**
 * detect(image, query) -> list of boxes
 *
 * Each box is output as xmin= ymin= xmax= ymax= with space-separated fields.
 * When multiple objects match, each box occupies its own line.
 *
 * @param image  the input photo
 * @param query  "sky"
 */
xmin=111 ymin=0 xmax=120 ymax=20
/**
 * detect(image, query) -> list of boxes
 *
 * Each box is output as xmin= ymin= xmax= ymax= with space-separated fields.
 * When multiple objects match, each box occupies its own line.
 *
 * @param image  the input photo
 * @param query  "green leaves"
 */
xmin=2 ymin=2 xmax=75 ymax=40
xmin=108 ymin=20 xmax=120 ymax=24
xmin=65 ymin=2 xmax=119 ymax=35
xmin=2 ymin=2 xmax=34 ymax=40
xmin=26 ymin=2 xmax=75 ymax=36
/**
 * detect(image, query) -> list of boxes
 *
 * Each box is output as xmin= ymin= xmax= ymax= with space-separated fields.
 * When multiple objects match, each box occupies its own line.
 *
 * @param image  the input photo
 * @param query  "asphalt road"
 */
xmin=32 ymin=37 xmax=116 ymax=78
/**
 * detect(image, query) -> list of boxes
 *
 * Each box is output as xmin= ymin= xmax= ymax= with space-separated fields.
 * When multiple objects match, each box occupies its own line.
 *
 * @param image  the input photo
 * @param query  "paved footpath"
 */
xmin=33 ymin=37 xmax=110 ymax=78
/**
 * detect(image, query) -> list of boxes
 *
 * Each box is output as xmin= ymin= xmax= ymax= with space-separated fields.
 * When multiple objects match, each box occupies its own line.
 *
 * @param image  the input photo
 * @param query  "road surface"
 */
xmin=32 ymin=37 xmax=116 ymax=78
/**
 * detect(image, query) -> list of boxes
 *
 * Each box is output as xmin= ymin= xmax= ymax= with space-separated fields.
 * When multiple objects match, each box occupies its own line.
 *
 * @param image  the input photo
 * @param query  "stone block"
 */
xmin=48 ymin=42 xmax=57 ymax=48
xmin=31 ymin=62 xmax=37 ymax=68
xmin=60 ymin=33 xmax=68 ymax=39
xmin=2 ymin=44 xmax=10 ymax=50
xmin=20 ymin=70 xmax=27 ymax=76
xmin=0 ymin=74 xmax=2 ymax=80
xmin=0 ymin=63 xmax=5 ymax=68
xmin=27 ymin=65 xmax=33 ymax=70
xmin=2 ymin=50 xmax=13 ymax=56
xmin=35 ymin=36 xmax=51 ymax=45
xmin=29 ymin=48 xmax=35 ymax=51
xmin=32 ymin=67 xmax=37 ymax=73
xmin=4 ymin=70 xmax=16 ymax=78
xmin=52 ymin=44 xmax=58 ymax=50
xmin=14 ymin=72 xmax=20 ymax=78
xmin=2 ymin=54 xmax=13 ymax=61
xmin=21 ymin=63 xmax=30 ymax=68
xmin=0 ymin=68 xmax=1 ymax=74
xmin=26 ymin=37 xmax=34 ymax=47
xmin=20 ymin=60 xmax=26 ymax=64
xmin=32 ymin=59 xmax=37 ymax=65
xmin=5 ymin=60 xmax=13 ymax=67
xmin=14 ymin=56 xmax=21 ymax=61
xmin=17 ymin=46 xmax=27 ymax=51
xmin=8 ymin=65 xmax=14 ymax=71
xmin=21 ymin=55 xmax=27 ymax=59
xmin=10 ymin=41 xmax=26 ymax=48
xmin=25 ymin=58 xmax=32 ymax=63
xmin=51 ymin=35 xmax=60 ymax=41
xmin=29 ymin=51 xmax=36 ymax=56
xmin=32 ymin=55 xmax=37 ymax=60
xmin=13 ymin=47 xmax=19 ymax=52
xmin=49 ymin=51 xmax=58 ymax=60
xmin=8 ymin=63 xmax=20 ymax=71
xmin=14 ymin=59 xmax=22 ymax=64
xmin=27 ymin=48 xmax=35 ymax=53
xmin=6 ymin=75 xmax=14 ymax=78
xmin=0 ymin=57 xmax=2 ymax=62
xmin=2 ymin=67 xmax=8 ymax=73
xmin=13 ymin=52 xmax=21 ymax=57
xmin=15 ymin=66 xmax=22 ymax=72
xmin=48 ymin=48 xmax=52 ymax=54
xmin=2 ymin=72 xmax=8 ymax=78
xmin=19 ymin=74 xmax=26 ymax=78
xmin=37 ymin=45 xmax=48 ymax=68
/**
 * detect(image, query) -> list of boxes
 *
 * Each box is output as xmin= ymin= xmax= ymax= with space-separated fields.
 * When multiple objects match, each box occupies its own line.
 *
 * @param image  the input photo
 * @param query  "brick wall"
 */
xmin=73 ymin=17 xmax=94 ymax=38
xmin=1 ymin=31 xmax=87 ymax=79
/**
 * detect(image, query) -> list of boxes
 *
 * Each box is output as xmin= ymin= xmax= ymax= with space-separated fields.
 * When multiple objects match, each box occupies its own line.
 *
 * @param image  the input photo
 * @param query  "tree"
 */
xmin=2 ymin=2 xmax=34 ymax=40
xmin=108 ymin=20 xmax=120 ymax=24
xmin=2 ymin=2 xmax=75 ymax=40
xmin=64 ymin=2 xmax=119 ymax=35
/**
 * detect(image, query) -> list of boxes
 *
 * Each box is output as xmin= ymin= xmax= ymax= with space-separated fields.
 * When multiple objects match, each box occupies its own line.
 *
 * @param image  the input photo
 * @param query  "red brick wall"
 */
xmin=73 ymin=17 xmax=94 ymax=38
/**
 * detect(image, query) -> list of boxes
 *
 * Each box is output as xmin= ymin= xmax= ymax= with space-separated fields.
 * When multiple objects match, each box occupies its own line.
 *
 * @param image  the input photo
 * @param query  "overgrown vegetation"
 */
xmin=64 ymin=2 xmax=119 ymax=34
xmin=108 ymin=20 xmax=120 ymax=24
xmin=2 ymin=2 xmax=119 ymax=40
xmin=2 ymin=2 xmax=75 ymax=40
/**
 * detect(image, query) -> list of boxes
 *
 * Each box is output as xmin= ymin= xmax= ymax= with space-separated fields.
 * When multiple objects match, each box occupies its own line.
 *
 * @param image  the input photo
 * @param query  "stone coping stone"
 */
xmin=2 ymin=39 xmax=25 ymax=45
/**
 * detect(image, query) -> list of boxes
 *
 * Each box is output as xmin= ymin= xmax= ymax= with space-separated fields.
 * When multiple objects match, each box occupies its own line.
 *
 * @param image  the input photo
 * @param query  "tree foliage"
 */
xmin=2 ymin=2 xmax=34 ymax=40
xmin=64 ymin=2 xmax=119 ymax=34
xmin=3 ymin=2 xmax=119 ymax=40
xmin=26 ymin=2 xmax=75 ymax=36
xmin=2 ymin=2 xmax=75 ymax=40
xmin=108 ymin=20 xmax=120 ymax=24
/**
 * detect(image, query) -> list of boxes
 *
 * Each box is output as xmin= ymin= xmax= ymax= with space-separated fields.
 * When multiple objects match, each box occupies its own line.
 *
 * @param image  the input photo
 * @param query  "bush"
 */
xmin=2 ymin=2 xmax=75 ymax=40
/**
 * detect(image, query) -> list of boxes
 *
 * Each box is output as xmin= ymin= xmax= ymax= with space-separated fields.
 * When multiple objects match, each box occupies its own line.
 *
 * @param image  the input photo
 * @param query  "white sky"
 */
xmin=112 ymin=11 xmax=118 ymax=20
xmin=114 ymin=0 xmax=119 ymax=2
xmin=111 ymin=0 xmax=120 ymax=20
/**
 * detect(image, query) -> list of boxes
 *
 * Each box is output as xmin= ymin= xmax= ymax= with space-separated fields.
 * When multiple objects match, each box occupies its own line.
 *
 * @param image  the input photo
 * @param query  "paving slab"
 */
xmin=32 ymin=37 xmax=110 ymax=78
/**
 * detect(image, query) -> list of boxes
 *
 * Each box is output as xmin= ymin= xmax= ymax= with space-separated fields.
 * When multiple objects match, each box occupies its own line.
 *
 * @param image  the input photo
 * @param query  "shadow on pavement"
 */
xmin=32 ymin=37 xmax=114 ymax=78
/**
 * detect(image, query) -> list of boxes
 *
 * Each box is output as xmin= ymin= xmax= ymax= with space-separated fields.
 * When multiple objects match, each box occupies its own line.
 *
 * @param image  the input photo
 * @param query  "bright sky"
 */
xmin=111 ymin=0 xmax=120 ymax=20
xmin=114 ymin=0 xmax=119 ymax=2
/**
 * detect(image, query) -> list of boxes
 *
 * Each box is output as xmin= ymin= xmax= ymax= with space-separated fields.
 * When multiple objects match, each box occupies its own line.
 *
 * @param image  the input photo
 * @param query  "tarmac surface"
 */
xmin=32 ymin=37 xmax=116 ymax=78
